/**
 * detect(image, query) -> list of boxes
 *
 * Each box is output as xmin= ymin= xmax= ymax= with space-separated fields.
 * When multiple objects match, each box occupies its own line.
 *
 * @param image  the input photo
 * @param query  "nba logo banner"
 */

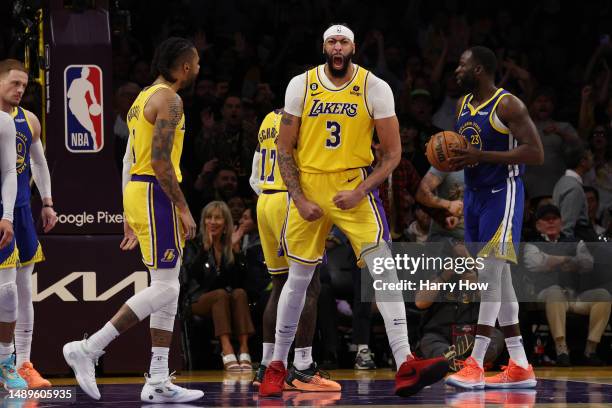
xmin=64 ymin=64 xmax=104 ymax=153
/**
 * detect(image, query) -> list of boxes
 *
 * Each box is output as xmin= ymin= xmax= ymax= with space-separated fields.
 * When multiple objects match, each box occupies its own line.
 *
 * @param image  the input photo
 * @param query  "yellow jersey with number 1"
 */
xmin=257 ymin=109 xmax=286 ymax=191
xmin=126 ymin=83 xmax=185 ymax=182
xmin=297 ymin=65 xmax=374 ymax=174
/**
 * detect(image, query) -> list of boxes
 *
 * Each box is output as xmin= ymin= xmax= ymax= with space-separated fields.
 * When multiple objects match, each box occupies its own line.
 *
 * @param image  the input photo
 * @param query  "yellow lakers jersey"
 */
xmin=127 ymin=84 xmax=185 ymax=182
xmin=297 ymin=65 xmax=375 ymax=173
xmin=257 ymin=110 xmax=286 ymax=191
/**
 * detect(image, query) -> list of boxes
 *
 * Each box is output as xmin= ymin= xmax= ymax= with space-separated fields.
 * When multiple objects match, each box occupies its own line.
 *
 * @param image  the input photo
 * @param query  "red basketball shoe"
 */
xmin=258 ymin=361 xmax=287 ymax=397
xmin=395 ymin=354 xmax=449 ymax=397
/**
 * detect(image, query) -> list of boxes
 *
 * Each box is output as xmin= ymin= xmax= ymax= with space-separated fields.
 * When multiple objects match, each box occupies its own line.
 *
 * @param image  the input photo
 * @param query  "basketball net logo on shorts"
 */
xmin=64 ymin=64 xmax=104 ymax=153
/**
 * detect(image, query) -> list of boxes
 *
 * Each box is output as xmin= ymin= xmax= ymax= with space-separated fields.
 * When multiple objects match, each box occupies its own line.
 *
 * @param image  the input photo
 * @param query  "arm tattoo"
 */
xmin=152 ymin=94 xmax=187 ymax=208
xmin=278 ymin=150 xmax=304 ymax=201
xmin=281 ymin=113 xmax=293 ymax=126
xmin=422 ymin=181 xmax=444 ymax=207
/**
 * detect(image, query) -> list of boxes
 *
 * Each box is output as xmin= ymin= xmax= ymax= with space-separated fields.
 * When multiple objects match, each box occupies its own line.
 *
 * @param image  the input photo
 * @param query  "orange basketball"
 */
xmin=425 ymin=131 xmax=468 ymax=172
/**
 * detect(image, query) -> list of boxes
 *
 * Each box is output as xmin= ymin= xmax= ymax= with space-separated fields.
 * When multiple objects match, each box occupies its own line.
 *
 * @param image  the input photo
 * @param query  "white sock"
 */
xmin=86 ymin=322 xmax=119 ymax=353
xmin=272 ymin=262 xmax=316 ymax=366
xmin=477 ymin=258 xmax=505 ymax=325
xmin=0 ymin=341 xmax=13 ymax=362
xmin=15 ymin=321 xmax=32 ymax=368
xmin=293 ymin=347 xmax=313 ymax=370
xmin=505 ymin=336 xmax=529 ymax=369
xmin=261 ymin=343 xmax=274 ymax=366
xmin=16 ymin=264 xmax=34 ymax=368
xmin=363 ymin=247 xmax=411 ymax=370
xmin=358 ymin=344 xmax=369 ymax=352
xmin=471 ymin=335 xmax=491 ymax=368
xmin=149 ymin=347 xmax=169 ymax=380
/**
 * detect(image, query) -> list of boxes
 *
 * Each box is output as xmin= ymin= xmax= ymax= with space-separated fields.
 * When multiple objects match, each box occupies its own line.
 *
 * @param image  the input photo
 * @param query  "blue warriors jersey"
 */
xmin=11 ymin=107 xmax=33 ymax=208
xmin=455 ymin=88 xmax=524 ymax=188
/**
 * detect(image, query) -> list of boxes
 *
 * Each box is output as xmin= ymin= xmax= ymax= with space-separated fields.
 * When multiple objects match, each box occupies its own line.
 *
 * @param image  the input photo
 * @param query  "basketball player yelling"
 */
xmin=445 ymin=46 xmax=543 ymax=389
xmin=259 ymin=24 xmax=449 ymax=398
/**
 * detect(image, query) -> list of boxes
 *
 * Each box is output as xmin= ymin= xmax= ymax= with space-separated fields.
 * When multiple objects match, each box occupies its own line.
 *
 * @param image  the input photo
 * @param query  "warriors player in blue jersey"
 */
xmin=445 ymin=46 xmax=544 ymax=389
xmin=0 ymin=107 xmax=20 ymax=390
xmin=0 ymin=59 xmax=58 ymax=389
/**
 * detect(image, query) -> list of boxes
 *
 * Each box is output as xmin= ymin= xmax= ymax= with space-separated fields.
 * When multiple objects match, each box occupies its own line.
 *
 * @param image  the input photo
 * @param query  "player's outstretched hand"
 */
xmin=120 ymin=220 xmax=139 ymax=250
xmin=295 ymin=199 xmax=323 ymax=222
xmin=333 ymin=190 xmax=366 ymax=210
xmin=448 ymin=144 xmax=481 ymax=170
xmin=0 ymin=219 xmax=14 ymax=250
xmin=178 ymin=206 xmax=197 ymax=240
xmin=41 ymin=206 xmax=58 ymax=233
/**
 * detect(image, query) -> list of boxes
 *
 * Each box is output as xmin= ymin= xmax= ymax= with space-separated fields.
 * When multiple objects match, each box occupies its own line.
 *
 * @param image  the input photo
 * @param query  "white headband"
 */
xmin=323 ymin=25 xmax=354 ymax=43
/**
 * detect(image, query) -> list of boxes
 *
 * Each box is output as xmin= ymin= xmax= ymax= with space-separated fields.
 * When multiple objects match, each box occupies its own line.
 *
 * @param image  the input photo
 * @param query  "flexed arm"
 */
xmin=278 ymin=112 xmax=323 ymax=221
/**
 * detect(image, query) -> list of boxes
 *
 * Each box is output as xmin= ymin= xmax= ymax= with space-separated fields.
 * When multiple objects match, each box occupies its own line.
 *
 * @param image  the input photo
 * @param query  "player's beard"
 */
xmin=181 ymin=71 xmax=198 ymax=92
xmin=325 ymin=50 xmax=354 ymax=78
xmin=458 ymin=70 xmax=477 ymax=93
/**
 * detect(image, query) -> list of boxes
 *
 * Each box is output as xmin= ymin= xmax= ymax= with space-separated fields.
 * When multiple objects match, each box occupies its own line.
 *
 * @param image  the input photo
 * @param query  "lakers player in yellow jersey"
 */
xmin=259 ymin=25 xmax=449 ymax=398
xmin=63 ymin=37 xmax=204 ymax=404
xmin=250 ymin=110 xmax=340 ymax=392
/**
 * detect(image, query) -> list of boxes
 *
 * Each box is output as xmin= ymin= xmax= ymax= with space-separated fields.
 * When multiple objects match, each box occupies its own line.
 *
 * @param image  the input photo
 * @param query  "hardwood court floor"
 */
xmin=13 ymin=367 xmax=612 ymax=407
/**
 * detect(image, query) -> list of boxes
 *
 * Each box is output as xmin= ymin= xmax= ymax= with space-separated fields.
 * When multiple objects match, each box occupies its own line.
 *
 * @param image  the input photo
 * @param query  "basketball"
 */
xmin=89 ymin=103 xmax=102 ymax=116
xmin=426 ymin=131 xmax=468 ymax=172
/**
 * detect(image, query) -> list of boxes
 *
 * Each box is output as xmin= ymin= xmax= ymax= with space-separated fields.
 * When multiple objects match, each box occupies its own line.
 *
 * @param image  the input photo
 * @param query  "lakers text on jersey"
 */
xmin=297 ymin=65 xmax=374 ymax=174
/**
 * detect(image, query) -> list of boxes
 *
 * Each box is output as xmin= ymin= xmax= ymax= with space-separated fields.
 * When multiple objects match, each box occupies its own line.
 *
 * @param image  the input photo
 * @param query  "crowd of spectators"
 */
xmin=3 ymin=0 xmax=612 ymax=370
xmin=108 ymin=0 xmax=612 ymax=371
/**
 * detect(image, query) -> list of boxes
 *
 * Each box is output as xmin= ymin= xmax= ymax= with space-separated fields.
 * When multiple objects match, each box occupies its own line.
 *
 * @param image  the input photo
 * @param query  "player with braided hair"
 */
xmin=63 ymin=37 xmax=203 ymax=403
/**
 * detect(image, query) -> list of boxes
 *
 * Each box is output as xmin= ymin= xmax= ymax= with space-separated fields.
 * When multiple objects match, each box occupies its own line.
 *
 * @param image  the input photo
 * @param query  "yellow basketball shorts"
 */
xmin=124 ymin=175 xmax=184 ymax=269
xmin=257 ymin=190 xmax=290 ymax=274
xmin=280 ymin=168 xmax=390 ymax=266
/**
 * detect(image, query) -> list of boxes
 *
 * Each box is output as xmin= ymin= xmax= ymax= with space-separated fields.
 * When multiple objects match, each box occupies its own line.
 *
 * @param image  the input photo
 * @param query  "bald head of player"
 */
xmin=0 ymin=59 xmax=28 ymax=110
xmin=150 ymin=37 xmax=200 ymax=90
xmin=455 ymin=46 xmax=497 ymax=93
xmin=322 ymin=23 xmax=356 ymax=78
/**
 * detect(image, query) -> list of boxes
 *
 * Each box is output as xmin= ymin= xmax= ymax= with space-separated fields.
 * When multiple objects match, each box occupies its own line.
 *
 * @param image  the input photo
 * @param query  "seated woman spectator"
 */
xmin=183 ymin=201 xmax=255 ymax=371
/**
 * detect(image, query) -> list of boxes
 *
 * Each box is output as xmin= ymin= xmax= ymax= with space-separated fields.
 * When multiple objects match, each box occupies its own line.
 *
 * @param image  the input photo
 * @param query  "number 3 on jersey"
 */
xmin=326 ymin=121 xmax=341 ymax=149
xmin=259 ymin=148 xmax=276 ymax=184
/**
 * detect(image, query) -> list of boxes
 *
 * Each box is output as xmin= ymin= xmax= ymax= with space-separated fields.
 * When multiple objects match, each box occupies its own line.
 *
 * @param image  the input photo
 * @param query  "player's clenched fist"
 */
xmin=295 ymin=198 xmax=323 ymax=221
xmin=333 ymin=190 xmax=366 ymax=210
